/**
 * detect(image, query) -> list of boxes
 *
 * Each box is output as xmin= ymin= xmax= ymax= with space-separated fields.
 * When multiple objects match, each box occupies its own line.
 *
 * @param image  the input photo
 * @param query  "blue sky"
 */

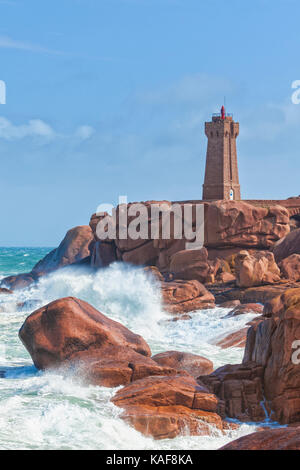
xmin=0 ymin=0 xmax=300 ymax=246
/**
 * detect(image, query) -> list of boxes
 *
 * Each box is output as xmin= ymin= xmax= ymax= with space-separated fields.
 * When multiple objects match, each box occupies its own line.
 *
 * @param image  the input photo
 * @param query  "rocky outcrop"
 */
xmin=279 ymin=254 xmax=300 ymax=282
xmin=1 ymin=226 xmax=94 ymax=290
xmin=227 ymin=303 xmax=264 ymax=316
xmin=90 ymin=241 xmax=117 ymax=268
xmin=152 ymin=351 xmax=213 ymax=378
xmin=235 ymin=250 xmax=281 ymax=288
xmin=213 ymin=328 xmax=249 ymax=349
xmin=243 ymin=288 xmax=300 ymax=424
xmin=200 ymin=363 xmax=265 ymax=422
xmin=18 ymin=297 xmax=182 ymax=387
xmin=220 ymin=427 xmax=300 ymax=450
xmin=205 ymin=201 xmax=290 ymax=250
xmin=111 ymin=375 xmax=225 ymax=439
xmin=161 ymin=279 xmax=215 ymax=314
xmin=272 ymin=228 xmax=300 ymax=262
xmin=89 ymin=200 xmax=290 ymax=274
xmin=32 ymin=226 xmax=94 ymax=275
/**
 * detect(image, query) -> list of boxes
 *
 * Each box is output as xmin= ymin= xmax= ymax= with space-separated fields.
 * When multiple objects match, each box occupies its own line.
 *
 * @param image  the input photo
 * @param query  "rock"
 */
xmin=235 ymin=250 xmax=281 ymax=288
xmin=19 ymin=297 xmax=151 ymax=370
xmin=227 ymin=303 xmax=264 ymax=316
xmin=242 ymin=282 xmax=298 ymax=304
xmin=152 ymin=351 xmax=213 ymax=377
xmin=0 ymin=287 xmax=13 ymax=294
xmin=1 ymin=273 xmax=36 ymax=290
xmin=90 ymin=241 xmax=117 ymax=268
xmin=206 ymin=201 xmax=290 ymax=249
xmin=111 ymin=375 xmax=224 ymax=439
xmin=121 ymin=241 xmax=159 ymax=267
xmin=156 ymin=239 xmax=187 ymax=273
xmin=217 ymin=272 xmax=236 ymax=283
xmin=200 ymin=363 xmax=265 ymax=422
xmin=118 ymin=405 xmax=223 ymax=440
xmin=272 ymin=228 xmax=300 ymax=262
xmin=70 ymin=346 xmax=178 ymax=388
xmin=243 ymin=288 xmax=300 ymax=424
xmin=220 ymin=427 xmax=300 ymax=450
xmin=280 ymin=254 xmax=300 ymax=281
xmin=213 ymin=328 xmax=249 ymax=349
xmin=161 ymin=280 xmax=215 ymax=314
xmin=143 ymin=266 xmax=164 ymax=282
xmin=1 ymin=226 xmax=95 ymax=290
xmin=169 ymin=248 xmax=211 ymax=283
xmin=218 ymin=300 xmax=241 ymax=309
xmin=32 ymin=226 xmax=94 ymax=275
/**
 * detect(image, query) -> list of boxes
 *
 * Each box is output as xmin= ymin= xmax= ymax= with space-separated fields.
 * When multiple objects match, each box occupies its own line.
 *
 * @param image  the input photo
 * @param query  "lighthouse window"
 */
xmin=230 ymin=189 xmax=234 ymax=200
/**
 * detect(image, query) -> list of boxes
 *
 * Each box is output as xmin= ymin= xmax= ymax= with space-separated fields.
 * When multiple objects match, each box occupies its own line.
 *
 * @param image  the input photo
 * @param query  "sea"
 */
xmin=0 ymin=247 xmax=276 ymax=450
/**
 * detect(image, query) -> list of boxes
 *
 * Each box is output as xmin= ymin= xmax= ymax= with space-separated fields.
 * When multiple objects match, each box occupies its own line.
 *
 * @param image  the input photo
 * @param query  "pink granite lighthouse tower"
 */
xmin=202 ymin=106 xmax=241 ymax=201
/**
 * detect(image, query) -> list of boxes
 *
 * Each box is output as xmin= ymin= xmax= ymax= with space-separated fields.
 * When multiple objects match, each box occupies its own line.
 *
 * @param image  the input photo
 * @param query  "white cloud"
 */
xmin=75 ymin=125 xmax=95 ymax=141
xmin=0 ymin=117 xmax=55 ymax=140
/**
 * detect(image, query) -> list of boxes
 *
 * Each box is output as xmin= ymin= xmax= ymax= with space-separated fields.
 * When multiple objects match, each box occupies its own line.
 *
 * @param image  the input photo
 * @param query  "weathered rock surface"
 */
xmin=161 ymin=279 xmax=215 ymax=314
xmin=70 ymin=346 xmax=178 ymax=388
xmin=213 ymin=328 xmax=249 ymax=349
xmin=220 ymin=427 xmax=300 ymax=450
xmin=218 ymin=300 xmax=241 ymax=309
xmin=19 ymin=297 xmax=150 ymax=368
xmin=152 ymin=351 xmax=213 ymax=378
xmin=272 ymin=227 xmax=300 ymax=262
xmin=32 ymin=226 xmax=94 ymax=275
xmin=280 ymin=254 xmax=300 ymax=281
xmin=112 ymin=375 xmax=225 ymax=439
xmin=235 ymin=250 xmax=281 ymax=288
xmin=90 ymin=241 xmax=117 ymax=268
xmin=200 ymin=363 xmax=265 ymax=422
xmin=205 ymin=201 xmax=290 ymax=249
xmin=169 ymin=248 xmax=211 ymax=283
xmin=243 ymin=288 xmax=300 ymax=424
xmin=227 ymin=303 xmax=264 ymax=317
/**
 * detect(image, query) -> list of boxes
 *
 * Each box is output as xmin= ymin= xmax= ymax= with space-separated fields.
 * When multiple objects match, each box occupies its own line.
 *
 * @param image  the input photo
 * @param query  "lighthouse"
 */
xmin=202 ymin=106 xmax=241 ymax=201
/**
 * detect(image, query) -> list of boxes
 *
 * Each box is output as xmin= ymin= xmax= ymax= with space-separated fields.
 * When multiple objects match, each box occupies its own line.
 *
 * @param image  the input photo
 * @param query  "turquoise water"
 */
xmin=0 ymin=247 xmax=52 ymax=278
xmin=0 ymin=248 xmax=266 ymax=450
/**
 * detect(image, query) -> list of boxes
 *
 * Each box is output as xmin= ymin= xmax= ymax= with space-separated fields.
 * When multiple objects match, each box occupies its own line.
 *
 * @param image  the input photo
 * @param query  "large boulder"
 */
xmin=272 ymin=228 xmax=300 ymax=262
xmin=111 ymin=375 xmax=225 ymax=439
xmin=279 ymin=254 xmax=300 ymax=281
xmin=220 ymin=427 xmax=300 ymax=450
xmin=169 ymin=248 xmax=211 ymax=283
xmin=32 ymin=226 xmax=94 ymax=275
xmin=152 ymin=351 xmax=213 ymax=377
xmin=244 ymin=288 xmax=300 ymax=424
xmin=235 ymin=250 xmax=281 ymax=288
xmin=161 ymin=279 xmax=215 ymax=314
xmin=205 ymin=201 xmax=289 ymax=249
xmin=18 ymin=297 xmax=159 ymax=382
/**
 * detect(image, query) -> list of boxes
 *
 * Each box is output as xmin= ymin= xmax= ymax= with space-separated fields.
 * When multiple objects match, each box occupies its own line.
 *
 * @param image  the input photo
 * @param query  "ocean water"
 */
xmin=0 ymin=248 xmax=271 ymax=450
